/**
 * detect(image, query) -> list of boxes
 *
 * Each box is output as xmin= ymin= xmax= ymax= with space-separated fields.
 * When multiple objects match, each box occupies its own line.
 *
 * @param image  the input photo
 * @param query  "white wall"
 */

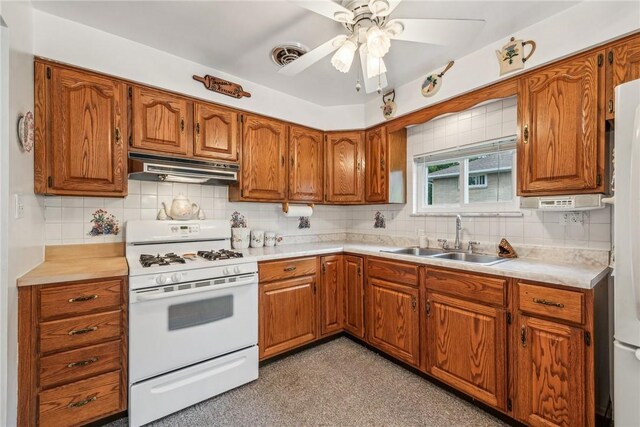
xmin=31 ymin=9 xmax=364 ymax=131
xmin=365 ymin=1 xmax=640 ymax=127
xmin=0 ymin=2 xmax=44 ymax=427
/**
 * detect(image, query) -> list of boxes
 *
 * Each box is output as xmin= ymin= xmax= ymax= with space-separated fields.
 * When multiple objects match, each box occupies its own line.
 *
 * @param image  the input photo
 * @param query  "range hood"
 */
xmin=128 ymin=152 xmax=239 ymax=185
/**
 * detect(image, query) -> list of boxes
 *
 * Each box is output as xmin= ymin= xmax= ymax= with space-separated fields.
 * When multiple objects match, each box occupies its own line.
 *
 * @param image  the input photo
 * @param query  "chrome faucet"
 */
xmin=454 ymin=215 xmax=462 ymax=250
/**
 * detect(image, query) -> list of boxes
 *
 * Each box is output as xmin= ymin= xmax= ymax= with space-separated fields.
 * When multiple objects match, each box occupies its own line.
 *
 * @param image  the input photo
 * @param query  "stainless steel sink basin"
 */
xmin=431 ymin=252 xmax=509 ymax=265
xmin=382 ymin=247 xmax=445 ymax=256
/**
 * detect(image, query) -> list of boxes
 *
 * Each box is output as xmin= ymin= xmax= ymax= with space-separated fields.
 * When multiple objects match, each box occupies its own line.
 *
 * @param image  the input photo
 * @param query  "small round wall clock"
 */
xmin=17 ymin=111 xmax=35 ymax=152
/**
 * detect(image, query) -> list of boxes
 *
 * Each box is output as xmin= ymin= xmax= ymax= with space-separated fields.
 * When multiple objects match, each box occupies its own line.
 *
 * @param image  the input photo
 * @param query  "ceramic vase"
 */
xmin=250 ymin=230 xmax=264 ymax=248
xmin=265 ymin=231 xmax=276 ymax=247
xmin=232 ymin=227 xmax=250 ymax=249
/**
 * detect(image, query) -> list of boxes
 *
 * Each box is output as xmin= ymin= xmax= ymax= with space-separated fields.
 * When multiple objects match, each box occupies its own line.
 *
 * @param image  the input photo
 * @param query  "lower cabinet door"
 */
xmin=320 ymin=255 xmax=344 ymax=336
xmin=366 ymin=278 xmax=420 ymax=367
xmin=259 ymin=276 xmax=317 ymax=359
xmin=515 ymin=315 xmax=585 ymax=427
xmin=344 ymin=255 xmax=364 ymax=339
xmin=426 ymin=292 xmax=507 ymax=410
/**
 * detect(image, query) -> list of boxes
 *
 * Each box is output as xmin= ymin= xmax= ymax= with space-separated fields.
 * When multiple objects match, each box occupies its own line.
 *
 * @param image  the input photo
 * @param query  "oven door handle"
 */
xmin=134 ymin=275 xmax=257 ymax=302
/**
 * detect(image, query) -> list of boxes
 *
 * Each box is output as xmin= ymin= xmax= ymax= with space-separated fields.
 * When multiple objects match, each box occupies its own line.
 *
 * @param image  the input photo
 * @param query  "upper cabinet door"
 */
xmin=325 ymin=131 xmax=365 ymax=203
xmin=47 ymin=66 xmax=127 ymax=196
xmin=607 ymin=37 xmax=640 ymax=119
xmin=131 ymin=86 xmax=190 ymax=156
xmin=365 ymin=126 xmax=388 ymax=203
xmin=193 ymin=102 xmax=239 ymax=162
xmin=288 ymin=126 xmax=324 ymax=202
xmin=240 ymin=115 xmax=288 ymax=201
xmin=518 ymin=51 xmax=605 ymax=195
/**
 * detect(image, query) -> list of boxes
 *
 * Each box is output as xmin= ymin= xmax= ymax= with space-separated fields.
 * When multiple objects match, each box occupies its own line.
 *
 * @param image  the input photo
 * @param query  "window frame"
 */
xmin=468 ymin=174 xmax=488 ymax=189
xmin=413 ymin=140 xmax=519 ymax=215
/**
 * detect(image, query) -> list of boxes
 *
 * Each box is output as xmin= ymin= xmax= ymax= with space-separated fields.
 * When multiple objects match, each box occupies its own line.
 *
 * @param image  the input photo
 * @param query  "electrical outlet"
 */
xmin=14 ymin=194 xmax=24 ymax=219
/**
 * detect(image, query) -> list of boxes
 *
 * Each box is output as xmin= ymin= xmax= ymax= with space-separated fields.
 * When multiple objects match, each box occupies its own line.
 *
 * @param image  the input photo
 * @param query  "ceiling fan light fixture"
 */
xmin=366 ymin=25 xmax=391 ymax=58
xmin=384 ymin=21 xmax=404 ymax=38
xmin=366 ymin=54 xmax=387 ymax=78
xmin=331 ymin=38 xmax=358 ymax=73
xmin=333 ymin=10 xmax=354 ymax=24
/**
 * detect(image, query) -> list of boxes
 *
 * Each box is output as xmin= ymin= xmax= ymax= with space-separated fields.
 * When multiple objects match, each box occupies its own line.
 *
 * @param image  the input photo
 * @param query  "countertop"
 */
xmin=240 ymin=242 xmax=610 ymax=290
xmin=17 ymin=243 xmax=128 ymax=287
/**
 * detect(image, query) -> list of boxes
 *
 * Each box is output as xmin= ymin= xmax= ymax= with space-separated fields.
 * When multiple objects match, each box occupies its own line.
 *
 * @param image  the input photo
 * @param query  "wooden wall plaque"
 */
xmin=193 ymin=74 xmax=251 ymax=99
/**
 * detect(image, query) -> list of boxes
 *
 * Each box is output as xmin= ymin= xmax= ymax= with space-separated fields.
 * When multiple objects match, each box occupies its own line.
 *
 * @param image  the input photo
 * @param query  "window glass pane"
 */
xmin=168 ymin=295 xmax=233 ymax=331
xmin=425 ymin=161 xmax=460 ymax=206
xmin=467 ymin=150 xmax=514 ymax=204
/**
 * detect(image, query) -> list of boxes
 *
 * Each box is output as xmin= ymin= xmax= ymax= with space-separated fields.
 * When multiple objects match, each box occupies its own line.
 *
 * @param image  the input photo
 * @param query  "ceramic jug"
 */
xmin=496 ymin=37 xmax=536 ymax=76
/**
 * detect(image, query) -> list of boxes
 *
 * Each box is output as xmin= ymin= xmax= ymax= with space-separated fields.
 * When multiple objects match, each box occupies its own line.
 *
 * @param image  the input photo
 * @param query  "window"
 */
xmin=414 ymin=138 xmax=517 ymax=213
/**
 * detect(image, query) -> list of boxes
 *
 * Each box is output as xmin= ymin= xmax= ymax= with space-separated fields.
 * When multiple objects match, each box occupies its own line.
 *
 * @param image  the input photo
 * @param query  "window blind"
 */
xmin=414 ymin=135 xmax=517 ymax=164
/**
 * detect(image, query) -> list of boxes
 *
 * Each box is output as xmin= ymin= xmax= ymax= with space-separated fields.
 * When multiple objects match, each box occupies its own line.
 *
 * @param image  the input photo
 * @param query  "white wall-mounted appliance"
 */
xmin=126 ymin=220 xmax=258 ymax=426
xmin=612 ymin=79 xmax=640 ymax=426
xmin=519 ymin=194 xmax=607 ymax=211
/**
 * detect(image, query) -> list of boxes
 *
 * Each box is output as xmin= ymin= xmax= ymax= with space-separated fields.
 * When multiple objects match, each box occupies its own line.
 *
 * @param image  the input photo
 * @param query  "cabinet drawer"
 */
xmin=40 ymin=341 xmax=121 ymax=389
xmin=518 ymin=282 xmax=584 ymax=324
xmin=425 ymin=268 xmax=506 ymax=306
xmin=40 ymin=311 xmax=122 ymax=354
xmin=259 ymin=257 xmax=316 ymax=282
xmin=39 ymin=279 xmax=123 ymax=321
xmin=367 ymin=258 xmax=418 ymax=287
xmin=38 ymin=370 xmax=121 ymax=427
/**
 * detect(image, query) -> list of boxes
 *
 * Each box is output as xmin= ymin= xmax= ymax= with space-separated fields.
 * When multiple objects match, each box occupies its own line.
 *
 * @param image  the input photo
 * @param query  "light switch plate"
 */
xmin=14 ymin=194 xmax=24 ymax=219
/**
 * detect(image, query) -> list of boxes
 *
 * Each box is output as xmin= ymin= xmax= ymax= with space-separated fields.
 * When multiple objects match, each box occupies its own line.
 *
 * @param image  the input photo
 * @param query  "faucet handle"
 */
xmin=467 ymin=241 xmax=480 ymax=253
xmin=437 ymin=239 xmax=449 ymax=249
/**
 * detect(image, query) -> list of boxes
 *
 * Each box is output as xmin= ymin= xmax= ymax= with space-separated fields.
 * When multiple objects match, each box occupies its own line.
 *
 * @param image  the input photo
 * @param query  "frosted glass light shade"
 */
xmin=331 ymin=39 xmax=358 ymax=73
xmin=366 ymin=25 xmax=390 ymax=58
xmin=366 ymin=54 xmax=387 ymax=78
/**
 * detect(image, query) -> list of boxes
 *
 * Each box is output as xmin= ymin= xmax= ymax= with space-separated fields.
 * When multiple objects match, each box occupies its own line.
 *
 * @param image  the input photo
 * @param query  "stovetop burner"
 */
xmin=197 ymin=249 xmax=244 ymax=261
xmin=140 ymin=253 xmax=187 ymax=268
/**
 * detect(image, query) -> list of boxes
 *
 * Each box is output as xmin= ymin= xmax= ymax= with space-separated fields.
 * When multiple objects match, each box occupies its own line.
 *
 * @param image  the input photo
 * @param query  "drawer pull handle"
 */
xmin=533 ymin=298 xmax=565 ymax=308
xmin=68 ymin=396 xmax=97 ymax=409
xmin=68 ymin=326 xmax=98 ymax=336
xmin=68 ymin=294 xmax=98 ymax=303
xmin=67 ymin=357 xmax=98 ymax=368
xmin=284 ymin=266 xmax=297 ymax=272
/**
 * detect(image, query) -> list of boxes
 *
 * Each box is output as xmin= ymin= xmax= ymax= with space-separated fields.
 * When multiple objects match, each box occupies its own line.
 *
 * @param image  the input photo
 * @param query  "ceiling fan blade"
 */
xmin=289 ymin=0 xmax=355 ymax=23
xmin=359 ymin=44 xmax=388 ymax=94
xmin=369 ymin=0 xmax=403 ymax=18
xmin=278 ymin=35 xmax=347 ymax=76
xmin=385 ymin=18 xmax=485 ymax=45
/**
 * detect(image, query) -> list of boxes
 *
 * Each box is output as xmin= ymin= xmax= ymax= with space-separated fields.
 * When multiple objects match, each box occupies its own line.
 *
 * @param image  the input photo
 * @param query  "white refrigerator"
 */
xmin=614 ymin=79 xmax=640 ymax=426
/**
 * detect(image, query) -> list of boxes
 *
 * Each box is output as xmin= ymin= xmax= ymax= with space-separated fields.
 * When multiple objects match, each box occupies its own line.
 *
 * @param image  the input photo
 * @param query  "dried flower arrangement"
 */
xmin=230 ymin=211 xmax=247 ymax=228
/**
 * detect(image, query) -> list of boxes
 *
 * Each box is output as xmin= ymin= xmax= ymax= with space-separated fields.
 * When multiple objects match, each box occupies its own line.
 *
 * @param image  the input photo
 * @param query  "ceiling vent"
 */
xmin=271 ymin=43 xmax=308 ymax=67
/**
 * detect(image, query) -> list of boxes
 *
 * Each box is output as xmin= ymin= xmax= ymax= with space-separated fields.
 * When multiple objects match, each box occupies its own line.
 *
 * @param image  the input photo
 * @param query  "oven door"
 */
xmin=129 ymin=273 xmax=258 ymax=383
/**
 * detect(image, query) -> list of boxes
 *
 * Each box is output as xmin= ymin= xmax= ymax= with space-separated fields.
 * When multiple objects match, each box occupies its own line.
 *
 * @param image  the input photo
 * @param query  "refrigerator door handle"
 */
xmin=632 ymin=105 xmax=640 ymax=320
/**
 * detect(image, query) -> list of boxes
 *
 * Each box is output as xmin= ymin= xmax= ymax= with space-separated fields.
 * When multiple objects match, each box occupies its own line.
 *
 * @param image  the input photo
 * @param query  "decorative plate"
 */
xmin=381 ymin=100 xmax=397 ymax=120
xmin=17 ymin=111 xmax=35 ymax=152
xmin=421 ymin=74 xmax=441 ymax=97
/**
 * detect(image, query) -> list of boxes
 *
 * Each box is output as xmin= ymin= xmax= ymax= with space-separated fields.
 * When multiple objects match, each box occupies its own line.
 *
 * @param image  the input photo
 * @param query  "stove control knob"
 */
xmin=171 ymin=273 xmax=181 ymax=283
xmin=156 ymin=275 xmax=168 ymax=285
xmin=234 ymin=266 xmax=241 ymax=274
xmin=223 ymin=267 xmax=230 ymax=276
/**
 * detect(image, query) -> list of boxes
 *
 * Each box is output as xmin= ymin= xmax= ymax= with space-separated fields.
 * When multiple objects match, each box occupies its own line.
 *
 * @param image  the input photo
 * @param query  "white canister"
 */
xmin=265 ymin=231 xmax=276 ymax=247
xmin=231 ymin=228 xmax=250 ymax=249
xmin=275 ymin=234 xmax=284 ymax=246
xmin=250 ymin=230 xmax=265 ymax=248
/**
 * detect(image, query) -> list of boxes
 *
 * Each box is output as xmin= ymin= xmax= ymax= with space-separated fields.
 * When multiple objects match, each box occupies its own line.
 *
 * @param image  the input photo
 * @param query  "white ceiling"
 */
xmin=32 ymin=0 xmax=579 ymax=106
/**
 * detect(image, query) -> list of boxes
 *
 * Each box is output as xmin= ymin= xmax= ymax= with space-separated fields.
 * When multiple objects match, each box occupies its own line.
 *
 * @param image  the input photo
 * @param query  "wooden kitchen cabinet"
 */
xmin=18 ymin=277 xmax=128 ymax=427
xmin=515 ymin=315 xmax=585 ymax=427
xmin=425 ymin=292 xmax=507 ymax=410
xmin=606 ymin=35 xmax=640 ymax=119
xmin=343 ymin=255 xmax=364 ymax=339
xmin=34 ymin=61 xmax=128 ymax=197
xmin=325 ymin=131 xmax=365 ymax=204
xmin=258 ymin=258 xmax=318 ymax=359
xmin=517 ymin=50 xmax=605 ymax=195
xmin=365 ymin=127 xmax=407 ymax=204
xmin=320 ymin=255 xmax=344 ymax=336
xmin=131 ymin=85 xmax=190 ymax=156
xmin=365 ymin=259 xmax=420 ymax=366
xmin=193 ymin=102 xmax=239 ymax=162
xmin=230 ymin=114 xmax=288 ymax=202
xmin=288 ymin=125 xmax=324 ymax=202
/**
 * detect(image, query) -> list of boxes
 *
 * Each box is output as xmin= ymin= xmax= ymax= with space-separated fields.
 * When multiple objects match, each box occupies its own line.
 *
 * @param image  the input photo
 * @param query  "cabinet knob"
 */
xmin=114 ymin=127 xmax=122 ymax=145
xmin=196 ymin=122 xmax=201 ymax=136
xmin=380 ymin=159 xmax=385 ymax=170
xmin=523 ymin=125 xmax=529 ymax=144
xmin=180 ymin=118 xmax=185 ymax=132
xmin=411 ymin=297 xmax=417 ymax=310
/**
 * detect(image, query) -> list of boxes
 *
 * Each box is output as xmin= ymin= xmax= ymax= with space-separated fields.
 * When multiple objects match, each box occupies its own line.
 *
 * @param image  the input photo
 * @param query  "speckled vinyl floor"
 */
xmin=110 ymin=337 xmax=507 ymax=427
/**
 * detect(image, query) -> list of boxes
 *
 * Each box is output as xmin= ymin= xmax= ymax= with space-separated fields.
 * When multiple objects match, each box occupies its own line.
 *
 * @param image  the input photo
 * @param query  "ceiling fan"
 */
xmin=279 ymin=0 xmax=485 ymax=94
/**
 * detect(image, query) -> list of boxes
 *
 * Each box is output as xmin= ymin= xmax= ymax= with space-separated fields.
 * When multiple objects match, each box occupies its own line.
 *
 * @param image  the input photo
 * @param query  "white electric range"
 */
xmin=126 ymin=220 xmax=258 ymax=427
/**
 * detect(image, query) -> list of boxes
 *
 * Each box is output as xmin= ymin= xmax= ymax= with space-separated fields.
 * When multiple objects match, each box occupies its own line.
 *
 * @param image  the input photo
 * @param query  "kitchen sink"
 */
xmin=431 ymin=252 xmax=509 ymax=265
xmin=381 ymin=247 xmax=445 ymax=256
